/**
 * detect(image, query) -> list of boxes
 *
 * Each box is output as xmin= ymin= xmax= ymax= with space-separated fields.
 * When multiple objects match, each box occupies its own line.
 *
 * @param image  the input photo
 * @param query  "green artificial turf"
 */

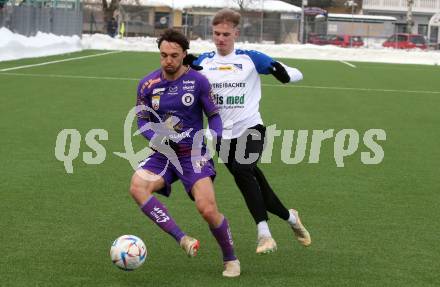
xmin=1 ymin=51 xmax=439 ymax=286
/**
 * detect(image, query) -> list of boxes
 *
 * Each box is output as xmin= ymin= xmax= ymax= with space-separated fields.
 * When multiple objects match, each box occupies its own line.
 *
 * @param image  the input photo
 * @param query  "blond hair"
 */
xmin=212 ymin=8 xmax=241 ymax=27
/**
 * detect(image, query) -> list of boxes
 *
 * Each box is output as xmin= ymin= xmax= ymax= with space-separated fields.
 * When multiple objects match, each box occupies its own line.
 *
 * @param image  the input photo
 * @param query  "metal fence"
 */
xmin=82 ymin=3 xmax=300 ymax=44
xmin=82 ymin=3 xmax=155 ymax=37
xmin=2 ymin=1 xmax=300 ymax=43
xmin=184 ymin=14 xmax=300 ymax=44
xmin=0 ymin=0 xmax=82 ymax=36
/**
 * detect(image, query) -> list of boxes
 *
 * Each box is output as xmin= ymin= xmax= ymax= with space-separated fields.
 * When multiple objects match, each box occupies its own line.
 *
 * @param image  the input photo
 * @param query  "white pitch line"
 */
xmin=263 ymin=83 xmax=440 ymax=94
xmin=1 ymin=71 xmax=439 ymax=95
xmin=0 ymin=72 xmax=138 ymax=81
xmin=339 ymin=60 xmax=357 ymax=68
xmin=0 ymin=51 xmax=122 ymax=72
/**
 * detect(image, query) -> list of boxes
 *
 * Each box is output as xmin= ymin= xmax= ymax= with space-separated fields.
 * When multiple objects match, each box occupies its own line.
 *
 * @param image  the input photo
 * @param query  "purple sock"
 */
xmin=141 ymin=196 xmax=185 ymax=243
xmin=210 ymin=217 xmax=237 ymax=262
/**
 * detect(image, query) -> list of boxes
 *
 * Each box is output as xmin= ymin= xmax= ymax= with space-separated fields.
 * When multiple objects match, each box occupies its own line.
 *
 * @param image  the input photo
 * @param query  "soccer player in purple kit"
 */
xmin=129 ymin=29 xmax=240 ymax=277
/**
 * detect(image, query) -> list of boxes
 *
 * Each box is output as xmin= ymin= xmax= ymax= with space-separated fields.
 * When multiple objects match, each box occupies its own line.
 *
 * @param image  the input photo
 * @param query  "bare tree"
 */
xmin=407 ymin=0 xmax=414 ymax=33
xmin=233 ymin=0 xmax=259 ymax=14
xmin=231 ymin=0 xmax=260 ymax=37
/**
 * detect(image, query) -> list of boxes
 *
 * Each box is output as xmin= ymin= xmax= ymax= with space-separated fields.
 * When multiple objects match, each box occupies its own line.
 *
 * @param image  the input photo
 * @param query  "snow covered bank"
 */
xmin=0 ymin=28 xmax=82 ymax=62
xmin=1 ymin=28 xmax=440 ymax=65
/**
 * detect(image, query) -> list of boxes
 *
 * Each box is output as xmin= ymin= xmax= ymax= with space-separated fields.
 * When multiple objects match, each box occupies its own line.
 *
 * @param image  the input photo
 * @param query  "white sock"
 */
xmin=257 ymin=221 xmax=272 ymax=238
xmin=287 ymin=210 xmax=297 ymax=226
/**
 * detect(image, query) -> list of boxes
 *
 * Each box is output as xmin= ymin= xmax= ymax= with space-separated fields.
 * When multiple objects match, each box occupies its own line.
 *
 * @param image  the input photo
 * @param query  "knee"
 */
xmin=198 ymin=203 xmax=219 ymax=223
xmin=129 ymin=174 xmax=154 ymax=202
xmin=129 ymin=182 xmax=142 ymax=199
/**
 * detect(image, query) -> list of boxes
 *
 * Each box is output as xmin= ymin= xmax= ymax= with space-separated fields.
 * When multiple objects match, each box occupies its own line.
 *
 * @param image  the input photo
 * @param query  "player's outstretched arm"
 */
xmin=270 ymin=61 xmax=303 ymax=84
xmin=242 ymin=50 xmax=303 ymax=84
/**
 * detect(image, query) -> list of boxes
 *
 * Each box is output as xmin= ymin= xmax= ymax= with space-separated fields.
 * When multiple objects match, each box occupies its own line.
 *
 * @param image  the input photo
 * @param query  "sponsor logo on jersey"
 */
xmin=212 ymin=93 xmax=245 ymax=108
xmin=208 ymin=63 xmax=242 ymax=71
xmin=209 ymin=65 xmax=234 ymax=71
xmin=226 ymin=94 xmax=245 ymax=105
xmin=219 ymin=66 xmax=232 ymax=70
xmin=183 ymin=80 xmax=195 ymax=85
xmin=152 ymin=87 xmax=165 ymax=95
xmin=183 ymin=85 xmax=195 ymax=91
xmin=182 ymin=93 xmax=194 ymax=106
xmin=169 ymin=130 xmax=191 ymax=140
xmin=152 ymin=96 xmax=160 ymax=110
xmin=211 ymin=82 xmax=246 ymax=89
xmin=168 ymin=85 xmax=178 ymax=93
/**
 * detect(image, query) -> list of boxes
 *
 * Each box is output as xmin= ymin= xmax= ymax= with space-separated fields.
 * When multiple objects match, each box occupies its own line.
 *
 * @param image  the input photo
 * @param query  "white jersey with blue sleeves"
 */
xmin=194 ymin=49 xmax=274 ymax=139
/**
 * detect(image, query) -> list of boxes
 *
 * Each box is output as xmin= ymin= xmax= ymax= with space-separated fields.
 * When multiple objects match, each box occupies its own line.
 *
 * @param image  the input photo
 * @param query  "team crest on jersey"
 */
xmin=182 ymin=93 xmax=194 ymax=106
xmin=152 ymin=96 xmax=160 ymax=110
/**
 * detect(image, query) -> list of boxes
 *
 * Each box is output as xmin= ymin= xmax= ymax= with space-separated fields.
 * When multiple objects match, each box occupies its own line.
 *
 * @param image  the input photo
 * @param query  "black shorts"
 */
xmin=220 ymin=124 xmax=266 ymax=167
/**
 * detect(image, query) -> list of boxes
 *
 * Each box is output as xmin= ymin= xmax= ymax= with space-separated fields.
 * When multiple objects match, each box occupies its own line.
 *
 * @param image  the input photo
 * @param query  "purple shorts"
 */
xmin=138 ymin=152 xmax=216 ymax=200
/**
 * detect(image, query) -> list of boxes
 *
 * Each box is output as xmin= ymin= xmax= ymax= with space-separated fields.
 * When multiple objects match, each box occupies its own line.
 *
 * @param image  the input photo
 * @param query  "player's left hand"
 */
xmin=183 ymin=54 xmax=203 ymax=71
xmin=270 ymin=61 xmax=290 ymax=84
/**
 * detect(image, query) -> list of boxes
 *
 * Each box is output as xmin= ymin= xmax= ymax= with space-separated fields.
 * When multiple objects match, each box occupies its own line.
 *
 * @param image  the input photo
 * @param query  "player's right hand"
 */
xmin=183 ymin=54 xmax=203 ymax=71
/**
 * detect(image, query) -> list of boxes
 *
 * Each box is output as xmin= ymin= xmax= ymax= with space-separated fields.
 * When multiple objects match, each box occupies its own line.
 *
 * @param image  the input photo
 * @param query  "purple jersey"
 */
xmin=136 ymin=68 xmax=218 ymax=149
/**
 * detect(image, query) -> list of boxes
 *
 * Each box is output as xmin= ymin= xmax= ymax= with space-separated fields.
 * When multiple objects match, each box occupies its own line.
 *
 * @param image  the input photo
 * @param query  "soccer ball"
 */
xmin=110 ymin=235 xmax=147 ymax=271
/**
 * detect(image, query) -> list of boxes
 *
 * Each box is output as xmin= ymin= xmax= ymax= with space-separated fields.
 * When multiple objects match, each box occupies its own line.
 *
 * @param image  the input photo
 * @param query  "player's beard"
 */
xmin=164 ymin=62 xmax=182 ymax=77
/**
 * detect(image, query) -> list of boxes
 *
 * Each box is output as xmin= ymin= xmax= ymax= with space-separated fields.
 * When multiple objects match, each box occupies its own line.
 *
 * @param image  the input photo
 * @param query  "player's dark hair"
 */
xmin=157 ymin=29 xmax=189 ymax=51
xmin=212 ymin=8 xmax=241 ymax=27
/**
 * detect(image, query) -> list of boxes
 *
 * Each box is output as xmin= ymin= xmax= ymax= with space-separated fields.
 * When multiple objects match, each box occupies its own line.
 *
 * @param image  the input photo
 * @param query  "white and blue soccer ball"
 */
xmin=110 ymin=235 xmax=147 ymax=271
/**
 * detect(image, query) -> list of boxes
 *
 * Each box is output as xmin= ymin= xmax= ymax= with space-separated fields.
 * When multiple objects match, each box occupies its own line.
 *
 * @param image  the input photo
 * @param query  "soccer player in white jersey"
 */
xmin=186 ymin=8 xmax=311 ymax=254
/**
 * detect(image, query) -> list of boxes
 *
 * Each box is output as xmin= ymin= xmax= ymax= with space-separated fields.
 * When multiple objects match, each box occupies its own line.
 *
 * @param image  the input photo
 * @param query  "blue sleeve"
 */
xmin=193 ymin=51 xmax=215 ymax=66
xmin=237 ymin=49 xmax=275 ymax=75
